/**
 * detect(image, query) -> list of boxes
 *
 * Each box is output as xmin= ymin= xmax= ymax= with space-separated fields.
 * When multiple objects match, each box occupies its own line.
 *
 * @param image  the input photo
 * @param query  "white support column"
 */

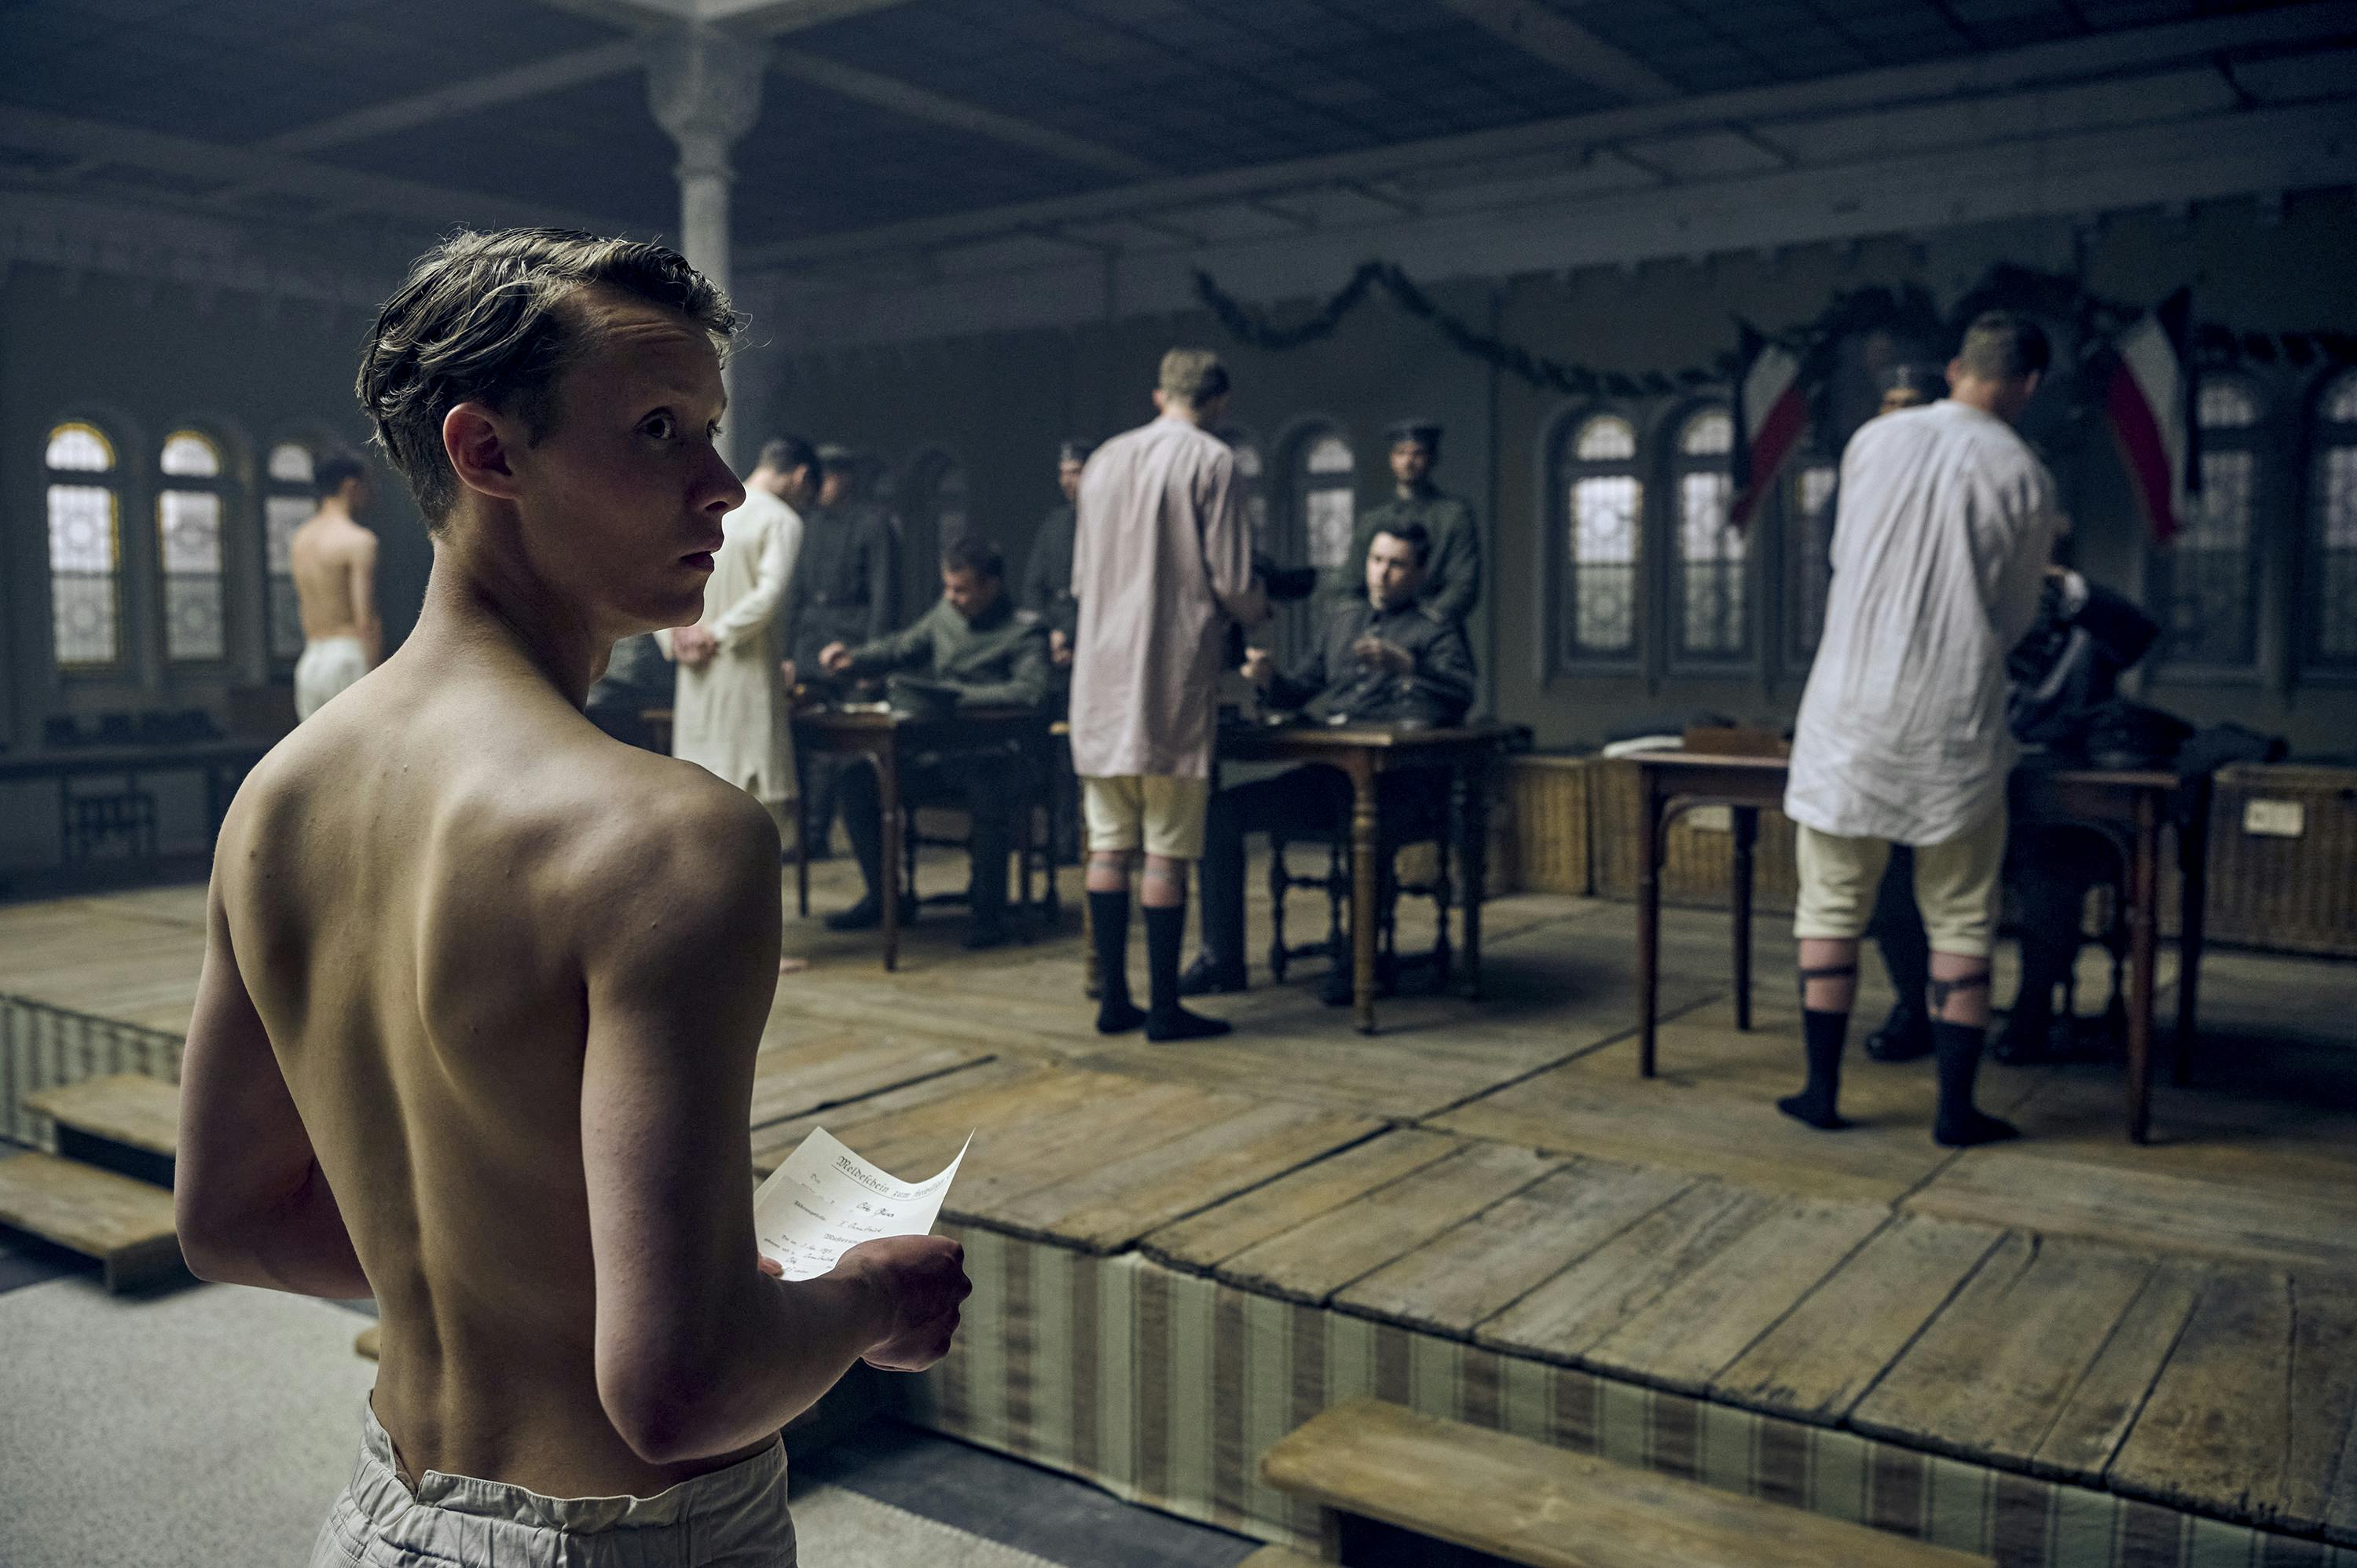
xmin=647 ymin=24 xmax=768 ymax=467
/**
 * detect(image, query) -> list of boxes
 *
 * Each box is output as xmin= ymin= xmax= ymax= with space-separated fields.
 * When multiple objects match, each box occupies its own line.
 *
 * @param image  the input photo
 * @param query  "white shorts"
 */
xmin=295 ymin=636 xmax=368 ymax=722
xmin=1793 ymin=804 xmax=2009 ymax=958
xmin=1081 ymin=774 xmax=1211 ymax=860
xmin=310 ymin=1401 xmax=795 ymax=1567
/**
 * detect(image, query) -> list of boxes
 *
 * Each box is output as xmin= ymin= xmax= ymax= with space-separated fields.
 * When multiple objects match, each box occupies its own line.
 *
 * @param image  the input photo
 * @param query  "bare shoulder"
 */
xmin=564 ymin=749 xmax=781 ymax=943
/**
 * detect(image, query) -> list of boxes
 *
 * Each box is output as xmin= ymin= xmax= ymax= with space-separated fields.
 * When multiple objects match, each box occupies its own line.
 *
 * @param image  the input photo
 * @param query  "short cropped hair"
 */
xmin=356 ymin=229 xmax=738 ymax=530
xmin=314 ymin=449 xmax=368 ymax=500
xmin=1058 ymin=438 xmax=1095 ymax=466
xmin=759 ymin=435 xmax=817 ymax=477
xmin=1158 ymin=348 xmax=1230 ymax=408
xmin=1373 ymin=521 xmax=1432 ymax=569
xmin=1954 ymin=312 xmax=2050 ymax=383
xmin=941 ymin=533 xmax=1004 ymax=581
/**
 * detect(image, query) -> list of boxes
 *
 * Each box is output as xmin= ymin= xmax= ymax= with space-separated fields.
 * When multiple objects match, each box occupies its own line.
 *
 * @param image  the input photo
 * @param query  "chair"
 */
xmin=1266 ymin=781 xmax=1458 ymax=993
xmin=898 ymin=742 xmax=1061 ymax=926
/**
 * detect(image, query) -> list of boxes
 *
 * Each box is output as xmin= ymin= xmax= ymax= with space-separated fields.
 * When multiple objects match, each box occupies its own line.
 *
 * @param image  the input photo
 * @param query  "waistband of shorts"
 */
xmin=348 ymin=1398 xmax=786 ymax=1550
xmin=300 ymin=635 xmax=366 ymax=654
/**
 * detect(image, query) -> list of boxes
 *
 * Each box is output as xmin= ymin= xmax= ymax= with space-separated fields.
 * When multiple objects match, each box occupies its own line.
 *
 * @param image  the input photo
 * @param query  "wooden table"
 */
xmin=0 ymin=739 xmax=272 ymax=866
xmin=1629 ymin=752 xmax=2212 ymax=1143
xmin=792 ymin=705 xmax=1058 ymax=971
xmin=1218 ymin=722 xmax=1514 ymax=1034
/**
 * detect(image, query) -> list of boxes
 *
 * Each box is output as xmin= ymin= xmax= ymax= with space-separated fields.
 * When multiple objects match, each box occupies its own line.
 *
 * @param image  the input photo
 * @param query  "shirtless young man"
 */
xmin=173 ymin=229 xmax=968 ymax=1566
xmin=286 ymin=450 xmax=382 ymax=720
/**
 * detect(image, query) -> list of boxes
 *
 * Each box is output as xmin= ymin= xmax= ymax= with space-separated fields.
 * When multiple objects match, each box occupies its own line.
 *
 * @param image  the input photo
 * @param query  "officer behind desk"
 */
xmin=1019 ymin=439 xmax=1091 ymax=673
xmin=816 ymin=534 xmax=1050 ymax=951
xmin=785 ymin=444 xmax=904 ymax=855
xmin=1328 ymin=419 xmax=1482 ymax=627
xmin=1183 ymin=522 xmax=1475 ymax=1007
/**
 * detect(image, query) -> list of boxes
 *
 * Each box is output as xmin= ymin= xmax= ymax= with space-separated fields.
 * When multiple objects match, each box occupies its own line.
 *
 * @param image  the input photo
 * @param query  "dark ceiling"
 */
xmin=0 ymin=0 xmax=2315 ymax=250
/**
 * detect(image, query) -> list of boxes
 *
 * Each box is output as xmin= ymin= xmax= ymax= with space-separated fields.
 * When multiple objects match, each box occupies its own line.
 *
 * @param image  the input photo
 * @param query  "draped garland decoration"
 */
xmin=1190 ymin=260 xmax=2357 ymax=406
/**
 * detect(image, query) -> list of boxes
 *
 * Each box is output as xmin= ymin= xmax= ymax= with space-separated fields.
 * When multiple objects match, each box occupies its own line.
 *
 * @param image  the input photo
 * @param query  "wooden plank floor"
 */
xmin=5 ymin=857 xmax=2355 ymax=1541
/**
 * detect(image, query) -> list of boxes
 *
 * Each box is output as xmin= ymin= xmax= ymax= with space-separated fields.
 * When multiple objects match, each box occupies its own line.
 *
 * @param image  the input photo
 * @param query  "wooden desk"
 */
xmin=1629 ymin=753 xmax=2212 ymax=1143
xmin=0 ymin=739 xmax=272 ymax=866
xmin=1218 ymin=723 xmax=1515 ymax=1034
xmin=792 ymin=706 xmax=1058 ymax=971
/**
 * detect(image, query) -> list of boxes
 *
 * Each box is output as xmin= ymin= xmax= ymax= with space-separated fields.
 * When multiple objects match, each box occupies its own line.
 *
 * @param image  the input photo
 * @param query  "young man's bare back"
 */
xmin=287 ymin=456 xmax=383 ymax=722
xmin=175 ymin=230 xmax=966 ymax=1559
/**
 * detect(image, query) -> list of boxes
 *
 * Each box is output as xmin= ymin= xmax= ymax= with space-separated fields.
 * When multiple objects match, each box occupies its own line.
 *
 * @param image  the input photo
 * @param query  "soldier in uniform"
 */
xmin=784 ymin=444 xmax=904 ymax=855
xmin=1018 ymin=438 xmax=1091 ymax=671
xmin=817 ymin=534 xmax=1050 ymax=949
xmin=1330 ymin=418 xmax=1482 ymax=627
xmin=1183 ymin=522 xmax=1476 ymax=1004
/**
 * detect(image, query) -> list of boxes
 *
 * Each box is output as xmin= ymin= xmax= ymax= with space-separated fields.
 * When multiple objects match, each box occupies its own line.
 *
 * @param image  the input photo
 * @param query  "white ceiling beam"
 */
xmin=258 ymin=41 xmax=645 ymax=156
xmin=0 ymin=106 xmax=609 ymax=231
xmin=768 ymin=49 xmax=1160 ymax=178
xmin=1439 ymin=0 xmax=1681 ymax=104
xmin=737 ymin=1 xmax=2355 ymax=268
xmin=528 ymin=0 xmax=911 ymax=33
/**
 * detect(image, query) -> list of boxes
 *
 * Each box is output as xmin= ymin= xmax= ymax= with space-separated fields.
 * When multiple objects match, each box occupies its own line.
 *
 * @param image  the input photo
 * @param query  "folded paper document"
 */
xmin=753 ymin=1127 xmax=970 ymax=1281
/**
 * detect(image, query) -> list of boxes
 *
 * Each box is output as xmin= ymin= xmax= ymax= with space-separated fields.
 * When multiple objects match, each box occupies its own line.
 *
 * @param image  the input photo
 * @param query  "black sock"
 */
xmin=1779 ymin=1009 xmax=1850 ymax=1130
xmin=1144 ymin=903 xmax=1230 ymax=1042
xmin=1090 ymin=891 xmax=1142 ymax=1033
xmin=1934 ymin=1020 xmax=2018 ymax=1146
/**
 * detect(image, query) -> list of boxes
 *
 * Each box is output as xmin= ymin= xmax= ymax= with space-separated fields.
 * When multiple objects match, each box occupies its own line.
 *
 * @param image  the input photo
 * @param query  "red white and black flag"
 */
xmin=2105 ymin=287 xmax=2198 ymax=544
xmin=1732 ymin=321 xmax=1805 ymax=529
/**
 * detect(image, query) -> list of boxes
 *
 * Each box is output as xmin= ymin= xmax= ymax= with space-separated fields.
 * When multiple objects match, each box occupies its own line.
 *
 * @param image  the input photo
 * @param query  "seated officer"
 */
xmin=818 ymin=535 xmax=1051 ymax=949
xmin=1182 ymin=522 xmax=1475 ymax=1005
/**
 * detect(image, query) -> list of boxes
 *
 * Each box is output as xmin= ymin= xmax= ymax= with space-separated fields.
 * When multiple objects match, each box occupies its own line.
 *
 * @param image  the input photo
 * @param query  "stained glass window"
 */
xmin=264 ymin=441 xmax=316 ymax=661
xmin=1559 ymin=413 xmax=1641 ymax=660
xmin=2311 ymin=372 xmax=2357 ymax=669
xmin=1785 ymin=455 xmax=1838 ymax=664
xmin=1299 ymin=433 xmax=1355 ymax=571
xmin=1219 ymin=428 xmax=1270 ymax=554
xmin=2158 ymin=378 xmax=2261 ymax=669
xmin=1672 ymin=408 xmax=1746 ymax=660
xmin=157 ymin=429 xmax=228 ymax=662
xmin=46 ymin=421 xmax=121 ymax=668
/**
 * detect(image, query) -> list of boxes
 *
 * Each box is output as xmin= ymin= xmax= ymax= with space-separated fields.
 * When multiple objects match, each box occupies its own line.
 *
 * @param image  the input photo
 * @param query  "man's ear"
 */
xmin=1151 ymin=388 xmax=1169 ymax=414
xmin=443 ymin=401 xmax=522 ymax=505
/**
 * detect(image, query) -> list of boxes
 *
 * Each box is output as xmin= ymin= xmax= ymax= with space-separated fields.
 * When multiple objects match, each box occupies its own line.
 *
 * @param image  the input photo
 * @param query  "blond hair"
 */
xmin=1157 ymin=347 xmax=1230 ymax=407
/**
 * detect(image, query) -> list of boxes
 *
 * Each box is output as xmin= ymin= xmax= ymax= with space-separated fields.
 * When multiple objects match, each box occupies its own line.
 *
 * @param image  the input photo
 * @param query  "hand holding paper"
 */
xmin=753 ymin=1127 xmax=970 ymax=1282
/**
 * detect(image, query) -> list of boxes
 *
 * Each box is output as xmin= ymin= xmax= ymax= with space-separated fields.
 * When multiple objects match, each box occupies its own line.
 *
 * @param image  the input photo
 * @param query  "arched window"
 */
xmin=1216 ymin=427 xmax=1270 ymax=556
xmin=1295 ymin=430 xmax=1355 ymax=573
xmin=1783 ymin=446 xmax=1839 ymax=665
xmin=1671 ymin=408 xmax=1746 ymax=659
xmin=157 ymin=429 xmax=230 ymax=662
xmin=2158 ymin=378 xmax=2263 ymax=669
xmin=2310 ymin=371 xmax=2357 ymax=669
xmin=902 ymin=449 xmax=966 ymax=616
xmin=264 ymin=441 xmax=316 ymax=662
xmin=46 ymin=420 xmax=122 ymax=669
xmin=1556 ymin=412 xmax=1641 ymax=661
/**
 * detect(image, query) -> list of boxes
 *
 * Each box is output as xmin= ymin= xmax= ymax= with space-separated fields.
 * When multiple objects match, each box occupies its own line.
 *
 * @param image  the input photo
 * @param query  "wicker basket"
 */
xmin=1589 ymin=757 xmax=1800 ymax=913
xmin=1501 ymin=755 xmax=1593 ymax=896
xmin=2198 ymin=764 xmax=2357 ymax=958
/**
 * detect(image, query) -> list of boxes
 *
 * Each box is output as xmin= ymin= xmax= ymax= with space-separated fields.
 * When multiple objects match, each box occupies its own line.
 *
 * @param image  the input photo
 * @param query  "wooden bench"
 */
xmin=1261 ymin=1399 xmax=1992 ymax=1568
xmin=23 ymin=1074 xmax=179 ymax=1185
xmin=0 ymin=1150 xmax=182 ymax=1291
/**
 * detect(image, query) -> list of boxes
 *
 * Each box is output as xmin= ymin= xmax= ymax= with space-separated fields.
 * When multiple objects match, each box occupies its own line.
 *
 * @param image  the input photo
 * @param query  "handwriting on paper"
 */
xmin=753 ymin=1127 xmax=970 ymax=1281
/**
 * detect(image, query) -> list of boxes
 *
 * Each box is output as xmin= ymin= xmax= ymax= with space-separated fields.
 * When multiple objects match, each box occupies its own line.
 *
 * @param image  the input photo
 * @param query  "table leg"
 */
xmin=1732 ymin=805 xmax=1758 ymax=1033
xmin=880 ymin=748 xmax=903 ymax=974
xmin=795 ymin=782 xmax=812 ymax=919
xmin=1351 ymin=760 xmax=1380 ymax=1035
xmin=2124 ymin=793 xmax=2160 ymax=1143
xmin=1638 ymin=780 xmax=1663 ymax=1079
xmin=1461 ymin=755 xmax=1490 ymax=1001
xmin=2173 ymin=795 xmax=2209 ymax=1088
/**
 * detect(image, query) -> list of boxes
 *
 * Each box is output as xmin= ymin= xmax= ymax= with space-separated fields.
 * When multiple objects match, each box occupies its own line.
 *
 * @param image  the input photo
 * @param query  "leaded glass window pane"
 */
xmin=1567 ymin=474 xmax=1640 ymax=656
xmin=1677 ymin=470 xmax=1745 ymax=656
xmin=159 ymin=489 xmax=225 ymax=661
xmin=160 ymin=430 xmax=221 ymax=477
xmin=268 ymin=441 xmax=315 ymax=484
xmin=2312 ymin=374 xmax=2357 ymax=667
xmin=1307 ymin=434 xmax=1352 ymax=474
xmin=48 ymin=482 xmax=119 ymax=665
xmin=1305 ymin=489 xmax=1354 ymax=570
xmin=48 ymin=423 xmax=114 ymax=472
xmin=1575 ymin=416 xmax=1636 ymax=462
xmin=1787 ymin=460 xmax=1838 ymax=662
xmin=2160 ymin=377 xmax=2262 ymax=668
xmin=266 ymin=495 xmax=312 ymax=660
xmin=1681 ymin=410 xmax=1734 ymax=456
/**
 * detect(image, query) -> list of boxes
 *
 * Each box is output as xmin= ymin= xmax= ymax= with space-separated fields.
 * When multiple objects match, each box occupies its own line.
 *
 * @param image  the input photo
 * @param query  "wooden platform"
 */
xmin=5 ymin=864 xmax=2356 ymax=1553
xmin=0 ymin=1149 xmax=181 ymax=1291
